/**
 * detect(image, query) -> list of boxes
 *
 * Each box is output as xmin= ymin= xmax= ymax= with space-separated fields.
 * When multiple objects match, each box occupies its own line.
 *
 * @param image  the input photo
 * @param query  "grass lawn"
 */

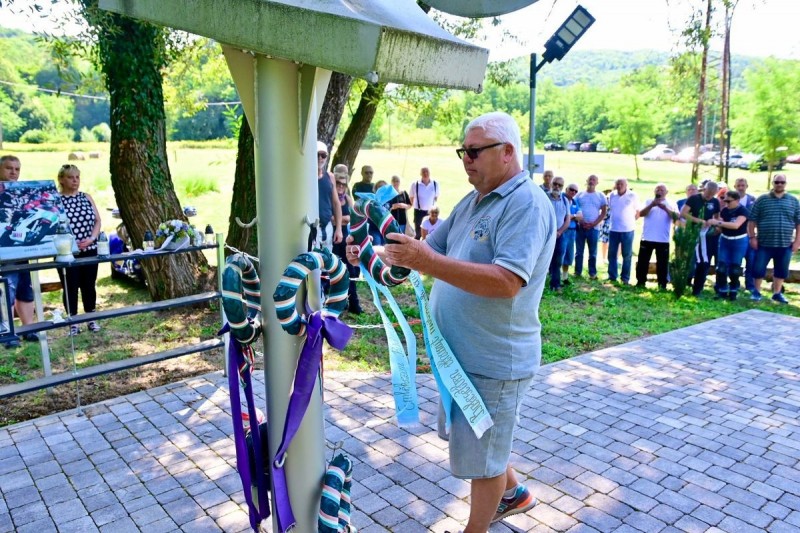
xmin=2 ymin=142 xmax=799 ymax=425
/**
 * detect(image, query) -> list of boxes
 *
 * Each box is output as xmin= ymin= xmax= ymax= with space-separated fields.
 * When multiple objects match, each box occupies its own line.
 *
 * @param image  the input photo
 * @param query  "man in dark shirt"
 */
xmin=679 ymin=180 xmax=721 ymax=296
xmin=747 ymin=174 xmax=800 ymax=303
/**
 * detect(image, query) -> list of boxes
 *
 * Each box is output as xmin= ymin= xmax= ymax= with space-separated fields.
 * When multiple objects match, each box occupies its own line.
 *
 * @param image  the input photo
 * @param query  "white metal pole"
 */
xmin=528 ymin=53 xmax=537 ymax=177
xmin=255 ymin=55 xmax=329 ymax=533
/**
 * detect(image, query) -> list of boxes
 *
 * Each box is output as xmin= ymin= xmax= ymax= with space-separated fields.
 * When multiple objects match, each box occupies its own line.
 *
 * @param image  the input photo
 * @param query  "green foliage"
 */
xmin=176 ymin=175 xmax=220 ymax=197
xmin=79 ymin=126 xmax=94 ymax=142
xmin=670 ymin=221 xmax=702 ymax=299
xmin=91 ymin=122 xmax=111 ymax=141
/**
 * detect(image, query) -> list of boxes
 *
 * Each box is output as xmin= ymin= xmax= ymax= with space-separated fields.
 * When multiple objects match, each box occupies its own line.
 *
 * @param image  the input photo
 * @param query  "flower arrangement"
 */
xmin=155 ymin=219 xmax=198 ymax=250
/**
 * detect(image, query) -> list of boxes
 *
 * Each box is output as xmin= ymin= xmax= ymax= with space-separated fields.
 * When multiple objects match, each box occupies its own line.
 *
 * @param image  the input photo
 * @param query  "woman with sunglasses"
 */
xmin=708 ymin=190 xmax=749 ymax=300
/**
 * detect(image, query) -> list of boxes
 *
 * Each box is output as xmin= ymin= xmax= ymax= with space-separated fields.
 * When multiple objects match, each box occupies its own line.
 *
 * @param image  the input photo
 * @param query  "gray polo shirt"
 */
xmin=426 ymin=171 xmax=556 ymax=381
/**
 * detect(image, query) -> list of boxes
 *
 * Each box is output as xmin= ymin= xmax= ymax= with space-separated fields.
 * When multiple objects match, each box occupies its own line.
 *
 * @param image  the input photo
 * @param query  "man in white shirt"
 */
xmin=409 ymin=166 xmax=439 ymax=239
xmin=635 ymin=184 xmax=677 ymax=289
xmin=607 ymin=178 xmax=639 ymax=284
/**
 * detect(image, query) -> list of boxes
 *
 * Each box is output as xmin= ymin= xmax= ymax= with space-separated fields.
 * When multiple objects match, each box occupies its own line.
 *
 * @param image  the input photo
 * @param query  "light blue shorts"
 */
xmin=438 ymin=373 xmax=533 ymax=479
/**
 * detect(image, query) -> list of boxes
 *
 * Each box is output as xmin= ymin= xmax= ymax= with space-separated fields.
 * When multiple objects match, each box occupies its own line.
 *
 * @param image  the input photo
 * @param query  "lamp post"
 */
xmin=724 ymin=128 xmax=732 ymax=184
xmin=528 ymin=5 xmax=595 ymax=177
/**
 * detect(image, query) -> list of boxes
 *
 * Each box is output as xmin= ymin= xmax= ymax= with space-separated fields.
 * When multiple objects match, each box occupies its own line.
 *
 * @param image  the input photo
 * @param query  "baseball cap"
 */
xmin=317 ymin=141 xmax=328 ymax=154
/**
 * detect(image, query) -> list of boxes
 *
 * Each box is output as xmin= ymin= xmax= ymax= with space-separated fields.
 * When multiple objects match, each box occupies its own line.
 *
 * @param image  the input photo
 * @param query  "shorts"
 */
xmin=16 ymin=272 xmax=33 ymax=302
xmin=437 ymin=373 xmax=533 ymax=479
xmin=754 ymin=246 xmax=792 ymax=280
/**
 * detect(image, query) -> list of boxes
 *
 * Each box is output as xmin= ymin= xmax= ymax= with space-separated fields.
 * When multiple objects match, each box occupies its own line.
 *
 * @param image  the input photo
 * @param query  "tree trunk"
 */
xmin=332 ymin=82 xmax=387 ymax=173
xmin=90 ymin=10 xmax=209 ymax=300
xmin=317 ymin=72 xmax=354 ymax=155
xmin=225 ymin=115 xmax=257 ymax=256
xmin=690 ymin=0 xmax=713 ymax=183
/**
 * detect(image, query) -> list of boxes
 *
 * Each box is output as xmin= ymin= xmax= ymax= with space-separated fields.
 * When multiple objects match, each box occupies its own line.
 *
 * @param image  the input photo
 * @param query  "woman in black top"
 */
xmin=387 ymin=175 xmax=411 ymax=234
xmin=708 ymin=190 xmax=749 ymax=300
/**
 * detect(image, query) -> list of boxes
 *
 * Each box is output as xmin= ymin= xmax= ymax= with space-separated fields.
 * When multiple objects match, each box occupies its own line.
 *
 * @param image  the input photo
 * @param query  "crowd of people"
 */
xmin=537 ymin=170 xmax=800 ymax=301
xmin=0 ymin=155 xmax=102 ymax=348
xmin=315 ymin=143 xmax=445 ymax=314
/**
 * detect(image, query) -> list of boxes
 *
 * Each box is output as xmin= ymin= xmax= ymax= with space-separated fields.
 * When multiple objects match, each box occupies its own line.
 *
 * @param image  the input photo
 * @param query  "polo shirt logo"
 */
xmin=471 ymin=216 xmax=491 ymax=241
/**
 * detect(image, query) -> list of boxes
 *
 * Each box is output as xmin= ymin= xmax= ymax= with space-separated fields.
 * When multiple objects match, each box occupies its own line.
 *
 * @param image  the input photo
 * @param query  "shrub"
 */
xmin=92 ymin=123 xmax=111 ymax=142
xmin=79 ymin=127 xmax=95 ymax=143
xmin=177 ymin=176 xmax=219 ymax=197
xmin=670 ymin=221 xmax=702 ymax=299
xmin=19 ymin=129 xmax=48 ymax=144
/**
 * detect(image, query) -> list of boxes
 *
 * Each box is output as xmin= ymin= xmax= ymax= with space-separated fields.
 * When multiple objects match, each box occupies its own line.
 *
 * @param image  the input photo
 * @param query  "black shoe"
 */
xmin=562 ymin=279 xmax=571 ymax=286
xmin=728 ymin=292 xmax=738 ymax=301
xmin=3 ymin=338 xmax=21 ymax=349
xmin=347 ymin=303 xmax=363 ymax=315
xmin=22 ymin=333 xmax=39 ymax=342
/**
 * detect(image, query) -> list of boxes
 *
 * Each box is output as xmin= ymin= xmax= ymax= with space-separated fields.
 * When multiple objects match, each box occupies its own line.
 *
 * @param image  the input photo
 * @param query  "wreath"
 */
xmin=155 ymin=219 xmax=199 ymax=249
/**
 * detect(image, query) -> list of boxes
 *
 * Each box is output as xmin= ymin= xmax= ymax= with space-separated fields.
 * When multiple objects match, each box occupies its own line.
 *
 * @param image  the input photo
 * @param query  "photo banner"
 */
xmin=0 ymin=180 xmax=73 ymax=262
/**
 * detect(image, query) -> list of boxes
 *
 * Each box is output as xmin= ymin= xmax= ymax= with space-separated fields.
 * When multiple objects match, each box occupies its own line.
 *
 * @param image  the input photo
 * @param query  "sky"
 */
xmin=2 ymin=0 xmax=799 ymax=61
xmin=476 ymin=0 xmax=800 ymax=61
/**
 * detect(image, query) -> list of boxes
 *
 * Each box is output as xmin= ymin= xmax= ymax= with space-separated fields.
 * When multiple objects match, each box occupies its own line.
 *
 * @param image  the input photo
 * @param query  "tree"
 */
xmin=600 ymin=86 xmax=662 ymax=180
xmin=734 ymin=59 xmax=800 ymax=188
xmin=225 ymin=114 xmax=257 ymax=256
xmin=79 ymin=1 xmax=210 ymax=300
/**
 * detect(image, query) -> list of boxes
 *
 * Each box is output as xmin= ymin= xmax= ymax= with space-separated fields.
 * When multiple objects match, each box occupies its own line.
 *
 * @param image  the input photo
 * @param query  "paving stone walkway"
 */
xmin=1 ymin=309 xmax=799 ymax=532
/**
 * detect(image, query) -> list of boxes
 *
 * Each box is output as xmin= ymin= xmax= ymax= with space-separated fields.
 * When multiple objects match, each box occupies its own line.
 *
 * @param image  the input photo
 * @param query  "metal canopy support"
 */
xmin=228 ymin=53 xmax=331 ymax=532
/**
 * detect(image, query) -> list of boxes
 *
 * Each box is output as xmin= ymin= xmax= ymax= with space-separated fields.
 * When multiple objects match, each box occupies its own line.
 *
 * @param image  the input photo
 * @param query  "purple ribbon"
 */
xmin=271 ymin=312 xmax=352 ymax=533
xmin=224 ymin=330 xmax=271 ymax=532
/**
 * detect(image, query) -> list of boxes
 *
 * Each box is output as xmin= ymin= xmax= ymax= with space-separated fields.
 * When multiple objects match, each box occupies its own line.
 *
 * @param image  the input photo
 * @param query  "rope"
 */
xmin=224 ymin=243 xmax=259 ymax=264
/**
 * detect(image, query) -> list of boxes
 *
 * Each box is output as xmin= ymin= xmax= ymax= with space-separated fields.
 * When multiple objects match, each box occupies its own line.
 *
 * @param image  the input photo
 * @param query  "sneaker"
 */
xmin=88 ymin=321 xmax=101 ymax=332
xmin=772 ymin=292 xmax=789 ymax=304
xmin=2 ymin=338 xmax=21 ymax=349
xmin=492 ymin=484 xmax=537 ymax=523
xmin=69 ymin=325 xmax=81 ymax=336
xmin=750 ymin=291 xmax=763 ymax=302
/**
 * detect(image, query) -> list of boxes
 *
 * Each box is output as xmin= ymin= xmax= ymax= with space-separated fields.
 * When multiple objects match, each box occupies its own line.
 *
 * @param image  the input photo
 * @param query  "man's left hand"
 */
xmin=384 ymin=232 xmax=432 ymax=270
xmin=333 ymin=227 xmax=343 ymax=244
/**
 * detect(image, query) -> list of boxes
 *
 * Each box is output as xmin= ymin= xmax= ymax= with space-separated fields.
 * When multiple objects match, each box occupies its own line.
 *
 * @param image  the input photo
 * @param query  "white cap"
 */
xmin=317 ymin=141 xmax=328 ymax=154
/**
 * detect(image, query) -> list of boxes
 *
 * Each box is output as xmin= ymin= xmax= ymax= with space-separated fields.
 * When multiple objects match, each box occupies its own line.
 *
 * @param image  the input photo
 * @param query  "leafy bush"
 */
xmin=19 ymin=129 xmax=48 ymax=144
xmin=79 ymin=127 xmax=94 ymax=143
xmin=91 ymin=123 xmax=111 ymax=142
xmin=177 ymin=176 xmax=219 ymax=197
xmin=670 ymin=221 xmax=702 ymax=299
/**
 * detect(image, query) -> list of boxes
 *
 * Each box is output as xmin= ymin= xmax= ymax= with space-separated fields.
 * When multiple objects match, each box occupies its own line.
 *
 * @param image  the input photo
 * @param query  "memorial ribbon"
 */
xmin=408 ymin=271 xmax=493 ymax=439
xmin=271 ymin=311 xmax=352 ymax=533
xmin=361 ymin=268 xmax=420 ymax=426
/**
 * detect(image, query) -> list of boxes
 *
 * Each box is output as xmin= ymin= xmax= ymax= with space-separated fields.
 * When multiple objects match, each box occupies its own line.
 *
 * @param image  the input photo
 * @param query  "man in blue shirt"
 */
xmin=361 ymin=111 xmax=555 ymax=532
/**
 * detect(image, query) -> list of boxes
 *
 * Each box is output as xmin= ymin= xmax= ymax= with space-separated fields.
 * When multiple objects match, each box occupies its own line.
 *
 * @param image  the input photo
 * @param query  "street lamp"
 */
xmin=724 ymin=128 xmax=732 ymax=184
xmin=528 ymin=5 xmax=595 ymax=177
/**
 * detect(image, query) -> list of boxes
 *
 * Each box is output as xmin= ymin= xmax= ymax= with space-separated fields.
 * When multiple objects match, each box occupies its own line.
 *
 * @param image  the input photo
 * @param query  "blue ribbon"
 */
xmin=408 ymin=271 xmax=494 ymax=439
xmin=355 ymin=184 xmax=399 ymax=206
xmin=271 ymin=311 xmax=352 ymax=533
xmin=361 ymin=268 xmax=420 ymax=426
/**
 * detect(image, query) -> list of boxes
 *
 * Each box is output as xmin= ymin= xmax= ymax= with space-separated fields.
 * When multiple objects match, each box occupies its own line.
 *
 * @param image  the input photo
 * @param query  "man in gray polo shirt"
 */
xmin=379 ymin=111 xmax=556 ymax=532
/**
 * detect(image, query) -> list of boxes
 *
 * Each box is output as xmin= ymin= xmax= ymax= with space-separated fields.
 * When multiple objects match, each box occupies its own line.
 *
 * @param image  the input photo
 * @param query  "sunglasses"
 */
xmin=552 ymin=183 xmax=564 ymax=188
xmin=567 ymin=188 xmax=578 ymax=193
xmin=774 ymin=181 xmax=786 ymax=184
xmin=456 ymin=142 xmax=504 ymax=160
xmin=317 ymin=152 xmax=328 ymax=159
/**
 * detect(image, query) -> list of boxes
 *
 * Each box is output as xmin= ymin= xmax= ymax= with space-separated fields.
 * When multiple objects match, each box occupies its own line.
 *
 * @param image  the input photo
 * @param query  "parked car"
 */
xmin=712 ymin=151 xmax=743 ymax=167
xmin=698 ymin=151 xmax=718 ymax=165
xmin=671 ymin=147 xmax=698 ymax=163
xmin=566 ymin=141 xmax=582 ymax=152
xmin=544 ymin=142 xmax=563 ymax=151
xmin=748 ymin=154 xmax=786 ymax=171
xmin=786 ymin=154 xmax=800 ymax=164
xmin=642 ymin=146 xmax=676 ymax=161
xmin=579 ymin=142 xmax=597 ymax=152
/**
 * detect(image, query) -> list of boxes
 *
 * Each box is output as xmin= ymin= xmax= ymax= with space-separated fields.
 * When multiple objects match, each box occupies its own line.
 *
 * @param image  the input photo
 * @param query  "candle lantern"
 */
xmin=143 ymin=230 xmax=155 ymax=252
xmin=53 ymin=223 xmax=75 ymax=262
xmin=204 ymin=224 xmax=215 ymax=245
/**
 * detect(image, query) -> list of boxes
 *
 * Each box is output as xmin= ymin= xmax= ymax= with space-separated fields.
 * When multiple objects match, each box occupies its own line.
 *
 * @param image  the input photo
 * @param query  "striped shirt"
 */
xmin=749 ymin=192 xmax=800 ymax=247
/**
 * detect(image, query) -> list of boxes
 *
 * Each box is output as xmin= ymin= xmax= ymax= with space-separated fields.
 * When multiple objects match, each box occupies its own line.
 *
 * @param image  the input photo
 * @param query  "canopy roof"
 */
xmin=98 ymin=0 xmax=489 ymax=91
xmin=425 ymin=0 xmax=540 ymax=17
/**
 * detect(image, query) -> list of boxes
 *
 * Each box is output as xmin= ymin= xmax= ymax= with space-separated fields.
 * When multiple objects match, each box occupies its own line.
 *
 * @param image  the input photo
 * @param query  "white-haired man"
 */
xmin=349 ymin=111 xmax=555 ymax=532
